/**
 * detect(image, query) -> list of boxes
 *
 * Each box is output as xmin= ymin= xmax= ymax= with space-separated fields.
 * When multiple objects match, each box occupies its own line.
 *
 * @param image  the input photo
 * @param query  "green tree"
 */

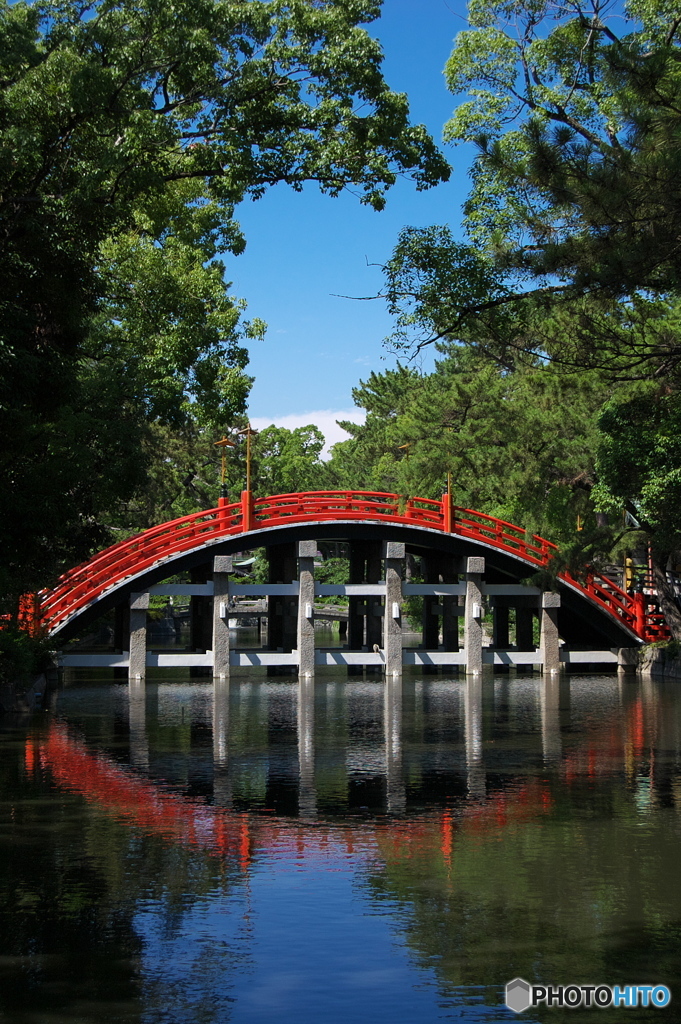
xmin=327 ymin=364 xmax=422 ymax=490
xmin=379 ymin=0 xmax=681 ymax=374
xmin=594 ymin=384 xmax=681 ymax=634
xmin=329 ymin=346 xmax=608 ymax=546
xmin=369 ymin=0 xmax=681 ymax=633
xmin=445 ymin=0 xmax=681 ymax=300
xmin=0 ymin=0 xmax=449 ymax=607
xmin=249 ymin=424 xmax=328 ymax=496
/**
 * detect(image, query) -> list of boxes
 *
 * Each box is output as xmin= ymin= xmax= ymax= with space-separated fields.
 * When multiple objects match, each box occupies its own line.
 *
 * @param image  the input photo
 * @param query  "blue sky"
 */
xmin=229 ymin=0 xmax=475 ymax=450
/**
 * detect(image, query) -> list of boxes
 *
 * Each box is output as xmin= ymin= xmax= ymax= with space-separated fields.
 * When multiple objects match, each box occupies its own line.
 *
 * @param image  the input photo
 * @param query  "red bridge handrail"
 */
xmin=34 ymin=490 xmax=666 ymax=642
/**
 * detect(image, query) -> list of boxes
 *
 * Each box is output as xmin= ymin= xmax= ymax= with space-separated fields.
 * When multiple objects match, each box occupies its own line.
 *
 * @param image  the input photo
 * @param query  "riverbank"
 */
xmin=640 ymin=643 xmax=681 ymax=680
xmin=618 ymin=642 xmax=681 ymax=680
xmin=0 ymin=672 xmax=53 ymax=714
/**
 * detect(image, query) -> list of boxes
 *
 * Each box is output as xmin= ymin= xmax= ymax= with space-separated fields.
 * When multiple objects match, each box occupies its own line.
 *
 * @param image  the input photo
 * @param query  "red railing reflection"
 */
xmin=33 ymin=721 xmax=562 ymax=874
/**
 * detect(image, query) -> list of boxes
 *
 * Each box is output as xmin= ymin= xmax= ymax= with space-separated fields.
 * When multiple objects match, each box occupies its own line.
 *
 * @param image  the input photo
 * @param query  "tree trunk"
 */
xmin=651 ymin=557 xmax=681 ymax=641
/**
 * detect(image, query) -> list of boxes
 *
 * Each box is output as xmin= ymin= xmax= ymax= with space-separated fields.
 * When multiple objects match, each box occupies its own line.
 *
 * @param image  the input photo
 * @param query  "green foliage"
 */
xmin=314 ymin=558 xmax=349 ymax=586
xmin=248 ymin=550 xmax=270 ymax=586
xmin=594 ymin=384 xmax=681 ymax=552
xmin=250 ymin=425 xmax=328 ymax=496
xmin=383 ymin=226 xmax=512 ymax=354
xmin=444 ymin=0 xmax=681 ymax=299
xmin=328 ymin=345 xmax=608 ymax=544
xmin=327 ymin=364 xmax=422 ymax=490
xmin=104 ymin=419 xmax=331 ymax=535
xmin=314 ymin=557 xmax=349 ymax=605
xmin=0 ymin=0 xmax=448 ymax=600
xmin=0 ymin=627 xmax=52 ymax=687
xmin=380 ymin=1 xmax=681 ymax=378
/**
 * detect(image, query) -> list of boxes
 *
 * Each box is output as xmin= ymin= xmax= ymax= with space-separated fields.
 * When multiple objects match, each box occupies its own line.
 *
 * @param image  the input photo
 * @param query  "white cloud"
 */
xmin=249 ymin=409 xmax=366 ymax=459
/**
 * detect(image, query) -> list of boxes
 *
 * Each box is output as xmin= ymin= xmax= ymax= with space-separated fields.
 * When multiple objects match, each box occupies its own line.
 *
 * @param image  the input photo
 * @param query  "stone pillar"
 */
xmin=383 ymin=541 xmax=404 ymax=678
xmin=540 ymin=592 xmax=561 ymax=675
xmin=297 ymin=541 xmax=316 ymax=679
xmin=129 ymin=592 xmax=149 ymax=681
xmin=464 ymin=557 xmax=485 ymax=675
xmin=618 ymin=647 xmax=640 ymax=677
xmin=212 ymin=555 xmax=233 ymax=680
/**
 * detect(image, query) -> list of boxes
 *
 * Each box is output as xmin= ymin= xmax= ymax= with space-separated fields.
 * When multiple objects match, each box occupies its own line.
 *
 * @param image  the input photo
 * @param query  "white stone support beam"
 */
xmin=212 ymin=555 xmax=233 ymax=680
xmin=297 ymin=541 xmax=317 ymax=679
xmin=540 ymin=592 xmax=561 ymax=675
xmin=129 ymin=592 xmax=149 ymax=681
xmin=383 ymin=541 xmax=405 ymax=678
xmin=464 ymin=557 xmax=485 ymax=675
xmin=315 ymin=583 xmax=387 ymax=596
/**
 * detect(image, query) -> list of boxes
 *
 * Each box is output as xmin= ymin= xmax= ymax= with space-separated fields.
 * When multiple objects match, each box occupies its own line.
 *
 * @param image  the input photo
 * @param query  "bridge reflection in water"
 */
xmin=21 ymin=674 xmax=681 ymax=1023
xmin=37 ymin=674 xmax=600 ymax=857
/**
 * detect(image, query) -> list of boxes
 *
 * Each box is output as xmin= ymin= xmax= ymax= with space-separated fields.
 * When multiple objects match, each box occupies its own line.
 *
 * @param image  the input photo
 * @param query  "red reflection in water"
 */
xmin=31 ymin=721 xmax=571 ymax=877
xmin=561 ymin=694 xmax=650 ymax=782
xmin=34 ymin=723 xmax=248 ymax=861
xmin=32 ymin=723 xmax=379 ymax=868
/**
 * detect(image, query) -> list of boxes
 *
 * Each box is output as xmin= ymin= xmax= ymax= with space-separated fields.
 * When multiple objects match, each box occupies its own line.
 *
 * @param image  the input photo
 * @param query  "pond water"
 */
xmin=1 ymin=670 xmax=681 ymax=1023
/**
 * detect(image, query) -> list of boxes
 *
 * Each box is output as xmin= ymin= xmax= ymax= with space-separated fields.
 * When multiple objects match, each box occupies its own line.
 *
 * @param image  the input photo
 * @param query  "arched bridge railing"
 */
xmin=34 ymin=490 xmax=667 ymax=642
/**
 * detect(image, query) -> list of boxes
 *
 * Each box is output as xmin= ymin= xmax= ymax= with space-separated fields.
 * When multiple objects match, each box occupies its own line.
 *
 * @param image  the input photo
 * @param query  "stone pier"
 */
xmin=58 ymin=541 xmax=623 ymax=679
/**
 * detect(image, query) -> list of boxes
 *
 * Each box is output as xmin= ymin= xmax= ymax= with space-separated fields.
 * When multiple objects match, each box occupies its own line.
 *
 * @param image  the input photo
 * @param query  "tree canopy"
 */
xmin=381 ymin=1 xmax=681 ymax=375
xmin=445 ymin=0 xmax=681 ymax=299
xmin=0 ymin=0 xmax=448 ymax=603
xmin=349 ymin=0 xmax=681 ymax=639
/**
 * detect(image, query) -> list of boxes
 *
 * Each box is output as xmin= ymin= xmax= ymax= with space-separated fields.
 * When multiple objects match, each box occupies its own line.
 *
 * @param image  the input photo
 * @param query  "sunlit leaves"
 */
xmin=0 ymin=0 xmax=448 ymax=596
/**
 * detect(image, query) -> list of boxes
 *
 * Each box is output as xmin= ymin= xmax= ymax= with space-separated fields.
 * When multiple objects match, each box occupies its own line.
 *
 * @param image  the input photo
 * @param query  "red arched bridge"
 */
xmin=32 ymin=491 xmax=668 ymax=677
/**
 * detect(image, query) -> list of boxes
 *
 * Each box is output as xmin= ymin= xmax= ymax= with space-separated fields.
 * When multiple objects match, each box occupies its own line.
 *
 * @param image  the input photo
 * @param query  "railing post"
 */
xmin=218 ymin=495 xmax=229 ymax=533
xmin=241 ymin=490 xmax=252 ymax=533
xmin=442 ymin=493 xmax=452 ymax=532
xmin=129 ymin=592 xmax=149 ymax=682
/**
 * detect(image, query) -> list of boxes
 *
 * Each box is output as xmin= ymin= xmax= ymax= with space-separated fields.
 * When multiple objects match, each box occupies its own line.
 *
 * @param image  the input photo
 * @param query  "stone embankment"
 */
xmin=619 ymin=644 xmax=681 ymax=680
